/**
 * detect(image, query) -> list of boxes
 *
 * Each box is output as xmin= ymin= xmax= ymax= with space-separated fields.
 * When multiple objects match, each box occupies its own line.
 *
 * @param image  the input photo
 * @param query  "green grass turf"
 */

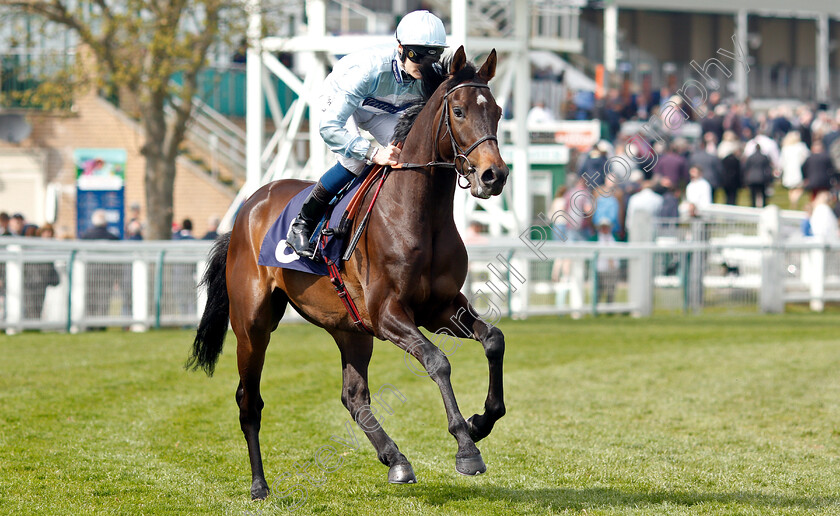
xmin=1 ymin=314 xmax=839 ymax=515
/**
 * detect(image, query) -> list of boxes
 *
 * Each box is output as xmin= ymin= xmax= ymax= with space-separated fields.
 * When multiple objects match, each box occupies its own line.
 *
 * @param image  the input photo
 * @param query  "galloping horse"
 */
xmin=189 ymin=46 xmax=509 ymax=500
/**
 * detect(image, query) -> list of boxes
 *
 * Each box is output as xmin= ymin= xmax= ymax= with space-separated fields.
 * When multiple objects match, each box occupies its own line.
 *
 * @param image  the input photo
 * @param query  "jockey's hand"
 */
xmin=372 ymin=145 xmax=401 ymax=166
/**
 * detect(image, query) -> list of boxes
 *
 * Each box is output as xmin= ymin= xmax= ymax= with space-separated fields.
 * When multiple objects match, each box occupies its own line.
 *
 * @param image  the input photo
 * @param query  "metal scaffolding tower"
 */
xmin=225 ymin=0 xmax=584 ymax=244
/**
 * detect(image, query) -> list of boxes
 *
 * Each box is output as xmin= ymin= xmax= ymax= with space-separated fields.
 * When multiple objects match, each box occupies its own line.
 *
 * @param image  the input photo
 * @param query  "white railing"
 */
xmin=465 ymin=235 xmax=840 ymax=318
xmin=1 ymin=217 xmax=836 ymax=334
xmin=696 ymin=203 xmax=806 ymax=225
xmin=0 ymin=239 xmax=212 ymax=334
xmin=695 ymin=203 xmax=807 ymax=242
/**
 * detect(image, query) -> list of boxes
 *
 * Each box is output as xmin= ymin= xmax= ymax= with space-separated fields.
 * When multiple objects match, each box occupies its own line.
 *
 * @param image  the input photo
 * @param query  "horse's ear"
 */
xmin=478 ymin=49 xmax=497 ymax=81
xmin=449 ymin=46 xmax=467 ymax=75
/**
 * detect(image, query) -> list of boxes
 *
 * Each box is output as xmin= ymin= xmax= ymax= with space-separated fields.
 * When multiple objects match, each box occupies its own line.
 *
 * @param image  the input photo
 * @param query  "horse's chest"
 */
xmin=426 ymin=240 xmax=468 ymax=301
xmin=380 ymin=229 xmax=467 ymax=308
xmin=398 ymin=259 xmax=457 ymax=304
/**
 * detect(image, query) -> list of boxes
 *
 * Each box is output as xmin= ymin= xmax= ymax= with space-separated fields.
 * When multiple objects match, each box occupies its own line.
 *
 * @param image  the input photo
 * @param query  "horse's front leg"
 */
xmin=430 ymin=293 xmax=505 ymax=443
xmin=378 ymin=298 xmax=486 ymax=475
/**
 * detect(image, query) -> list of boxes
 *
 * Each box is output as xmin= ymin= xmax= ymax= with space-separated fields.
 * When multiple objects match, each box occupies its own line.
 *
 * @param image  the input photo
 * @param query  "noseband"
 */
xmin=397 ymin=82 xmax=498 ymax=189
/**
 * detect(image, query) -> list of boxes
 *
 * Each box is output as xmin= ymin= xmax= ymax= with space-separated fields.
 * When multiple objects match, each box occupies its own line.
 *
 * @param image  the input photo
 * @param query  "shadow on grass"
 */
xmin=391 ymin=484 xmax=839 ymax=511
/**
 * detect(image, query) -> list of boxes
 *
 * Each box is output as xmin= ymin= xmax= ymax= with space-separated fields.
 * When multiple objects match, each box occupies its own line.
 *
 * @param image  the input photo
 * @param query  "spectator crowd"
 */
xmin=0 ymin=207 xmax=222 ymax=242
xmin=553 ymin=91 xmax=840 ymax=243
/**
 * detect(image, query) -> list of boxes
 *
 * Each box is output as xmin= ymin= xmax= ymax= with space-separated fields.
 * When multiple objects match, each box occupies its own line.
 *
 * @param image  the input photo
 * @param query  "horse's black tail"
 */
xmin=187 ymin=232 xmax=231 ymax=376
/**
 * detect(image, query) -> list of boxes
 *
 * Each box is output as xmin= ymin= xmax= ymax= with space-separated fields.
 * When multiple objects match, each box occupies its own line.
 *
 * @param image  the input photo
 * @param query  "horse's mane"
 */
xmin=392 ymin=59 xmax=478 ymax=144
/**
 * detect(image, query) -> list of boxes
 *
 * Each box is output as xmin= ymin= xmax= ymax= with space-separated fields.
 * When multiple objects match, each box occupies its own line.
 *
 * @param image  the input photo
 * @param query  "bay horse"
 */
xmin=189 ymin=46 xmax=509 ymax=500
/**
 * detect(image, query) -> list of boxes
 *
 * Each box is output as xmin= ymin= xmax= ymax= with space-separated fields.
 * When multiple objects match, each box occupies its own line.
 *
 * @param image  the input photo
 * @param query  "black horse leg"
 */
xmin=233 ymin=291 xmax=286 ymax=500
xmin=378 ymin=299 xmax=485 ymax=476
xmin=235 ymin=329 xmax=271 ymax=499
xmin=332 ymin=330 xmax=416 ymax=483
xmin=431 ymin=293 xmax=506 ymax=442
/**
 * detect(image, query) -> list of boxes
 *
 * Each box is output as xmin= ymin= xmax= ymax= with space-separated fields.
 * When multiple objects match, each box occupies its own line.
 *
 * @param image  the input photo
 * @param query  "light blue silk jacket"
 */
xmin=319 ymin=45 xmax=426 ymax=161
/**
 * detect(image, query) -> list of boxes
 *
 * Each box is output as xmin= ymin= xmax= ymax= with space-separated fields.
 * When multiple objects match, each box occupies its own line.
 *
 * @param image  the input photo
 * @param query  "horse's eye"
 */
xmin=452 ymin=107 xmax=464 ymax=118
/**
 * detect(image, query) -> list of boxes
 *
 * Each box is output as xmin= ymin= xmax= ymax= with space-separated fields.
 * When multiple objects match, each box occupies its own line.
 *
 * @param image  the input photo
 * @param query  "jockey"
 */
xmin=286 ymin=10 xmax=448 ymax=257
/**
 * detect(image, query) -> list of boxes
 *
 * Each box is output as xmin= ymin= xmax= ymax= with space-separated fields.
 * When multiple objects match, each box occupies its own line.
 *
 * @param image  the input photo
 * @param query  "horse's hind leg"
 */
xmin=332 ymin=330 xmax=415 ymax=483
xmin=430 ymin=293 xmax=505 ymax=442
xmin=233 ymin=286 xmax=287 ymax=500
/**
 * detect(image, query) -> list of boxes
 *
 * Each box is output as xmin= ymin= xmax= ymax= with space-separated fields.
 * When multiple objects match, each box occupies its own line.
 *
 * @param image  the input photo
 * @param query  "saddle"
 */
xmin=316 ymin=163 xmax=390 ymax=335
xmin=256 ymin=162 xmax=390 ymax=334
xmin=309 ymin=162 xmax=390 ymax=264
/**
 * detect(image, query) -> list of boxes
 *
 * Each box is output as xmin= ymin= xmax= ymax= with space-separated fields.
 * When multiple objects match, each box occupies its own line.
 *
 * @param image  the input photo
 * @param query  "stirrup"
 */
xmin=286 ymin=240 xmax=315 ymax=258
xmin=287 ymin=240 xmax=315 ymax=258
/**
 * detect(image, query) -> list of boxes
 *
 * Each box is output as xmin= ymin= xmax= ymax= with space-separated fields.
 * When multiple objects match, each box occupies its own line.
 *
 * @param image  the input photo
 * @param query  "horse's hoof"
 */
xmin=250 ymin=481 xmax=270 ymax=500
xmin=455 ymin=453 xmax=487 ymax=476
xmin=388 ymin=463 xmax=417 ymax=484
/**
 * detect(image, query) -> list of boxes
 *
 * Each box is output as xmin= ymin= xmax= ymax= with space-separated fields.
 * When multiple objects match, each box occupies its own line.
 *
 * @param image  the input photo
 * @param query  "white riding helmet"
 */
xmin=395 ymin=10 xmax=448 ymax=48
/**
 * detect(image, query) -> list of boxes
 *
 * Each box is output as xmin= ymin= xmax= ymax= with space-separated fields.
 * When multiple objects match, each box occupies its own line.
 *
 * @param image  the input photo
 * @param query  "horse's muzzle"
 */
xmin=479 ymin=164 xmax=509 ymax=196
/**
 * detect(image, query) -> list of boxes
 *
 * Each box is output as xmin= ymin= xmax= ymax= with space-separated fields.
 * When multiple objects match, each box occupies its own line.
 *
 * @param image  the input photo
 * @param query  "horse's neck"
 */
xmin=388 ymin=93 xmax=458 ymax=228
xmin=383 ymin=164 xmax=456 ymax=231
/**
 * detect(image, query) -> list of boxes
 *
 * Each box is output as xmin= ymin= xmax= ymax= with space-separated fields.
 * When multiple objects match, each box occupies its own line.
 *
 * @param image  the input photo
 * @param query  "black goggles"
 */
xmin=403 ymin=45 xmax=443 ymax=64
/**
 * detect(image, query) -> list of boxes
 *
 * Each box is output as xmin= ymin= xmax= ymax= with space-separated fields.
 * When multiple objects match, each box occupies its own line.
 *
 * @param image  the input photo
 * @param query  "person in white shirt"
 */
xmin=779 ymin=131 xmax=810 ymax=209
xmin=625 ymin=181 xmax=663 ymax=239
xmin=526 ymin=100 xmax=554 ymax=126
xmin=809 ymin=191 xmax=839 ymax=242
xmin=744 ymin=133 xmax=781 ymax=170
xmin=685 ymin=165 xmax=713 ymax=210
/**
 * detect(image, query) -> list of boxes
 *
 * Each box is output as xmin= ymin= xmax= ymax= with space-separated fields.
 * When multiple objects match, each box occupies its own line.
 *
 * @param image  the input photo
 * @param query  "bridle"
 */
xmin=396 ymin=82 xmax=498 ymax=189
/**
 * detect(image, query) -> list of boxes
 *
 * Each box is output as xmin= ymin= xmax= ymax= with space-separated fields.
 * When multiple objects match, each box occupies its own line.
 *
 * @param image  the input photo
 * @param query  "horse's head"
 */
xmin=438 ymin=47 xmax=509 ymax=199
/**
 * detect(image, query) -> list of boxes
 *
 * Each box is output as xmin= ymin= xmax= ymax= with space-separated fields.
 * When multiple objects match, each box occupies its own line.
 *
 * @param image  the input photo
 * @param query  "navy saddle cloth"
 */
xmin=257 ymin=172 xmax=367 ymax=275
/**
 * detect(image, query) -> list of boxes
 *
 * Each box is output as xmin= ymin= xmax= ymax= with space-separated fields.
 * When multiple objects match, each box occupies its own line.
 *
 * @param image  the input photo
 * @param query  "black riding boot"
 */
xmin=286 ymin=181 xmax=334 ymax=258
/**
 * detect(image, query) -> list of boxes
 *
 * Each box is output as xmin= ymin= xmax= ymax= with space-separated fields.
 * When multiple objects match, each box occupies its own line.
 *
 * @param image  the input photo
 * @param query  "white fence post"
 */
xmin=568 ymin=254 xmax=584 ymax=319
xmin=688 ymin=220 xmax=705 ymax=314
xmin=759 ymin=205 xmax=784 ymax=313
xmin=809 ymin=245 xmax=826 ymax=312
xmin=629 ymin=211 xmax=654 ymax=317
xmin=509 ymin=251 xmax=530 ymax=319
xmin=70 ymin=258 xmax=86 ymax=333
xmin=196 ymin=259 xmax=207 ymax=321
xmin=131 ymin=259 xmax=149 ymax=332
xmin=5 ymin=245 xmax=23 ymax=335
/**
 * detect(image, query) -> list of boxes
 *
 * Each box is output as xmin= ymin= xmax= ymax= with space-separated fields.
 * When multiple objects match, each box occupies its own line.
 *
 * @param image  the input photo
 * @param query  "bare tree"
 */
xmin=2 ymin=0 xmax=243 ymax=239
